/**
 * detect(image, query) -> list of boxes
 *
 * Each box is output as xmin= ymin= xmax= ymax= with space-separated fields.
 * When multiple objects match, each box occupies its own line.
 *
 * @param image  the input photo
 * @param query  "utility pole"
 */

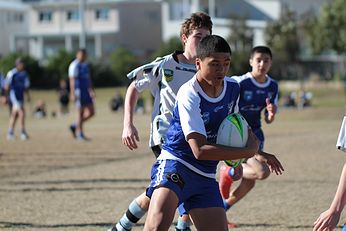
xmin=79 ymin=0 xmax=86 ymax=48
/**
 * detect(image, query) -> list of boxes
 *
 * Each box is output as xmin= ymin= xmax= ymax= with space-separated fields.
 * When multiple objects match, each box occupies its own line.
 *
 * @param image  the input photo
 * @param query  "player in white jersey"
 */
xmin=108 ymin=12 xmax=213 ymax=231
xmin=126 ymin=52 xmax=199 ymax=153
xmin=219 ymin=46 xmax=284 ymax=227
xmin=144 ymin=35 xmax=259 ymax=231
xmin=314 ymin=115 xmax=346 ymax=231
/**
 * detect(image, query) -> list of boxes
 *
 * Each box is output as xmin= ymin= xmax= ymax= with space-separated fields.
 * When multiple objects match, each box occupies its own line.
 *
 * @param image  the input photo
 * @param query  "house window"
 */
xmin=95 ymin=8 xmax=109 ymax=20
xmin=39 ymin=11 xmax=53 ymax=22
xmin=7 ymin=13 xmax=24 ymax=23
xmin=67 ymin=9 xmax=79 ymax=21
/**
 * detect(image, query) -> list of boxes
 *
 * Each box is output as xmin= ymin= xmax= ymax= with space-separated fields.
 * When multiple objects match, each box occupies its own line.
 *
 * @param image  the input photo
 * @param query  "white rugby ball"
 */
xmin=216 ymin=113 xmax=249 ymax=167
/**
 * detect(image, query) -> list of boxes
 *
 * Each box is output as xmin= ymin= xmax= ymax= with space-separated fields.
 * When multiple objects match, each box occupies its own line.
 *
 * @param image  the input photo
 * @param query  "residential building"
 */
xmin=14 ymin=0 xmax=162 ymax=62
xmin=160 ymin=0 xmax=327 ymax=47
xmin=1 ymin=0 xmax=328 ymax=63
xmin=0 ymin=0 xmax=29 ymax=56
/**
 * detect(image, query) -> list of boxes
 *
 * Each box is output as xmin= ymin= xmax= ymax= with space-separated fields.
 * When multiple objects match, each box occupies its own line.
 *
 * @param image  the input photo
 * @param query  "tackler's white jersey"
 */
xmin=127 ymin=51 xmax=196 ymax=147
xmin=337 ymin=115 xmax=346 ymax=152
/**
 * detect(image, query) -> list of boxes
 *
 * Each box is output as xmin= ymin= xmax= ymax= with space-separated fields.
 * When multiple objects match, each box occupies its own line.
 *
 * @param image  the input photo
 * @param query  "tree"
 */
xmin=110 ymin=47 xmax=139 ymax=86
xmin=0 ymin=52 xmax=45 ymax=88
xmin=151 ymin=37 xmax=182 ymax=60
xmin=265 ymin=5 xmax=300 ymax=64
xmin=226 ymin=16 xmax=254 ymax=76
xmin=46 ymin=49 xmax=75 ymax=80
xmin=305 ymin=0 xmax=346 ymax=54
xmin=265 ymin=5 xmax=301 ymax=80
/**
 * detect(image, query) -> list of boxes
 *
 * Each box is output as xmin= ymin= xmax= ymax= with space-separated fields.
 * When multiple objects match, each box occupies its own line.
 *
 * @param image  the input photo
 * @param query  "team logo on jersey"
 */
xmin=214 ymin=105 xmax=224 ymax=112
xmin=256 ymin=89 xmax=266 ymax=95
xmin=163 ymin=69 xmax=174 ymax=82
xmin=244 ymin=91 xmax=253 ymax=101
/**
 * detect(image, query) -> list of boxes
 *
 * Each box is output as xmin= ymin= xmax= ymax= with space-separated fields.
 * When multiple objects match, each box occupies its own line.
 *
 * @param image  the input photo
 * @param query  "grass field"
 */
xmin=0 ymin=85 xmax=345 ymax=231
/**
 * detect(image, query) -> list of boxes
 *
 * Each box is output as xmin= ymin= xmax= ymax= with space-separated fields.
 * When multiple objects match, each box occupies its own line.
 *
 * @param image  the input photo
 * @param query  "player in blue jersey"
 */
xmin=219 ymin=46 xmax=284 ymax=227
xmin=143 ymin=35 xmax=259 ymax=231
xmin=4 ymin=58 xmax=31 ymax=141
xmin=108 ymin=12 xmax=213 ymax=231
xmin=68 ymin=48 xmax=95 ymax=141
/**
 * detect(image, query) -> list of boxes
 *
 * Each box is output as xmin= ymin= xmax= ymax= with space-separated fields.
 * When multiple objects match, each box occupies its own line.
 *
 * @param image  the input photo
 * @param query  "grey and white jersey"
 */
xmin=127 ymin=51 xmax=196 ymax=147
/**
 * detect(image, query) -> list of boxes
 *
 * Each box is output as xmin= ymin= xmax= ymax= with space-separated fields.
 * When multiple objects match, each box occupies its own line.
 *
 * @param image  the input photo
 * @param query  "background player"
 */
xmin=68 ymin=48 xmax=95 ymax=141
xmin=219 ymin=46 xmax=284 ymax=227
xmin=4 ymin=58 xmax=30 ymax=141
xmin=144 ymin=34 xmax=259 ymax=231
xmin=108 ymin=12 xmax=213 ymax=231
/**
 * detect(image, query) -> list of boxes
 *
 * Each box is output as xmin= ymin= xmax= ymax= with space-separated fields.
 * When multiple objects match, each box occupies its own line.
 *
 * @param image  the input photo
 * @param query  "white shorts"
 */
xmin=337 ymin=115 xmax=346 ymax=152
xmin=9 ymin=91 xmax=24 ymax=109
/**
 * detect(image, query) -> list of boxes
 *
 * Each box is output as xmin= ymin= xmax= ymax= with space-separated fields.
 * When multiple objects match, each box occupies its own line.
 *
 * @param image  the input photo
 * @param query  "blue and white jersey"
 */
xmin=233 ymin=72 xmax=278 ymax=130
xmin=5 ymin=68 xmax=30 ymax=101
xmin=68 ymin=59 xmax=91 ymax=99
xmin=160 ymin=75 xmax=240 ymax=178
xmin=127 ymin=51 xmax=197 ymax=147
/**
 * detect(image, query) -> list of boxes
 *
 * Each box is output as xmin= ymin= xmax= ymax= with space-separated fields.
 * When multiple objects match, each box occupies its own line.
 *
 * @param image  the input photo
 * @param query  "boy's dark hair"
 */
xmin=196 ymin=35 xmax=231 ymax=60
xmin=180 ymin=12 xmax=213 ymax=38
xmin=77 ymin=48 xmax=87 ymax=55
xmin=250 ymin=46 xmax=272 ymax=59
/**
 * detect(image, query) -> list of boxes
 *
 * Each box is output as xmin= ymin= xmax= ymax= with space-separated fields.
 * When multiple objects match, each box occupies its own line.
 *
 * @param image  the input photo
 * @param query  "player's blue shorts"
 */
xmin=146 ymin=159 xmax=223 ymax=215
xmin=75 ymin=90 xmax=93 ymax=108
xmin=253 ymin=127 xmax=265 ymax=151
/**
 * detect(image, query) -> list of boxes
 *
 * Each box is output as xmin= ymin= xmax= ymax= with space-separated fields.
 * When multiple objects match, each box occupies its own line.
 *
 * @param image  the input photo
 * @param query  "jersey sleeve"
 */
xmin=68 ymin=61 xmax=78 ymax=79
xmin=127 ymin=57 xmax=164 ymax=93
xmin=177 ymin=84 xmax=206 ymax=139
xmin=5 ymin=70 xmax=14 ymax=87
xmin=337 ymin=115 xmax=346 ymax=152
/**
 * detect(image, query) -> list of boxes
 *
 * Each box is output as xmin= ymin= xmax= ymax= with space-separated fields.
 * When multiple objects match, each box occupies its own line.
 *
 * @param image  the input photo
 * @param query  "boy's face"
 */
xmin=196 ymin=52 xmax=231 ymax=86
xmin=77 ymin=51 xmax=87 ymax=62
xmin=182 ymin=28 xmax=211 ymax=58
xmin=16 ymin=62 xmax=24 ymax=71
xmin=249 ymin=52 xmax=272 ymax=77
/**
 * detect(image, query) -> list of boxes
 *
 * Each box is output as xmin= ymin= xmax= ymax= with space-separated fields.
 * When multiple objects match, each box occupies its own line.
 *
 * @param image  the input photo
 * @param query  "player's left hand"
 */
xmin=256 ymin=150 xmax=284 ymax=175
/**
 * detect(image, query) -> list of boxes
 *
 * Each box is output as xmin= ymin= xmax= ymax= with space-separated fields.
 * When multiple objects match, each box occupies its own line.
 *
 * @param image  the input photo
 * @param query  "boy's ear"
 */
xmin=181 ymin=34 xmax=188 ymax=46
xmin=195 ymin=58 xmax=201 ymax=70
xmin=249 ymin=58 xmax=253 ymax=67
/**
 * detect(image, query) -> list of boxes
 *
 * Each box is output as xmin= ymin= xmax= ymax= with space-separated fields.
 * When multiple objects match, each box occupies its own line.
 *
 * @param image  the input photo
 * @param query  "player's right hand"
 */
xmin=122 ymin=124 xmax=140 ymax=150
